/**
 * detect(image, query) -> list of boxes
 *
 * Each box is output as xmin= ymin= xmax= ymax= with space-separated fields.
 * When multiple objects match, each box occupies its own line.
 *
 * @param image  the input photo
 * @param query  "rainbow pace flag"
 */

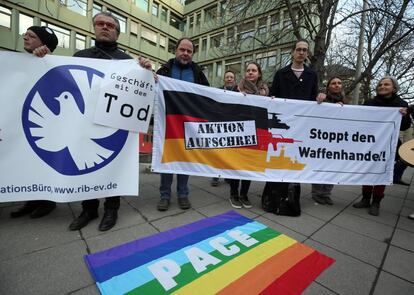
xmin=85 ymin=211 xmax=334 ymax=294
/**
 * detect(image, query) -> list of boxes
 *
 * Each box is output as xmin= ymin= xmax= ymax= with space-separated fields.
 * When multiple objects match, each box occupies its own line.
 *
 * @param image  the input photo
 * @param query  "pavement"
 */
xmin=1 ymin=165 xmax=414 ymax=295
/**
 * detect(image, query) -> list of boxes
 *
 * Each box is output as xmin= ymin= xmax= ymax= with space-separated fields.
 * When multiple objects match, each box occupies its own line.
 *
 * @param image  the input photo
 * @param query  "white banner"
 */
xmin=152 ymin=76 xmax=402 ymax=185
xmin=0 ymin=52 xmax=140 ymax=202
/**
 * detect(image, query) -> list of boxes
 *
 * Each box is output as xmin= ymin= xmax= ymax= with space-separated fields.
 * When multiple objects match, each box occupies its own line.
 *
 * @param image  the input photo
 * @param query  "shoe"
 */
xmin=408 ymin=213 xmax=414 ymax=220
xmin=394 ymin=180 xmax=409 ymax=186
xmin=324 ymin=196 xmax=333 ymax=205
xmin=157 ymin=199 xmax=170 ymax=211
xmin=312 ymin=195 xmax=326 ymax=205
xmin=239 ymin=195 xmax=252 ymax=208
xmin=211 ymin=178 xmax=219 ymax=187
xmin=10 ymin=201 xmax=37 ymax=218
xmin=69 ymin=211 xmax=98 ymax=231
xmin=99 ymin=210 xmax=118 ymax=231
xmin=178 ymin=197 xmax=191 ymax=210
xmin=229 ymin=194 xmax=242 ymax=209
xmin=369 ymin=203 xmax=380 ymax=216
xmin=353 ymin=198 xmax=371 ymax=208
xmin=30 ymin=202 xmax=56 ymax=218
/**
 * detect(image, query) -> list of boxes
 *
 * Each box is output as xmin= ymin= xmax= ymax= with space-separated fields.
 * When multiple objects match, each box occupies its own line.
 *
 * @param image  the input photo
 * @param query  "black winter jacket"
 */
xmin=269 ymin=64 xmax=318 ymax=100
xmin=364 ymin=93 xmax=411 ymax=131
xmin=157 ymin=58 xmax=210 ymax=86
xmin=74 ymin=41 xmax=132 ymax=60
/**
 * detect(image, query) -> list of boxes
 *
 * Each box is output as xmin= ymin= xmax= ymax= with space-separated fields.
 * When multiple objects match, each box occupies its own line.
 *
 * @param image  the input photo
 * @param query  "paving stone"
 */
xmin=302 ymin=281 xmax=338 ymax=295
xmin=331 ymin=212 xmax=394 ymax=242
xmin=345 ymin=205 xmax=399 ymax=227
xmin=69 ymin=284 xmax=100 ymax=295
xmin=195 ymin=200 xmax=259 ymax=219
xmin=383 ymin=245 xmax=414 ymax=283
xmin=0 ymin=240 xmax=92 ymax=295
xmin=301 ymin=197 xmax=348 ymax=221
xmin=396 ymin=209 xmax=414 ymax=233
xmin=86 ymin=223 xmax=158 ymax=253
xmin=0 ymin=214 xmax=80 ymax=261
xmin=305 ymin=240 xmax=377 ymax=295
xmin=373 ymin=271 xmax=414 ymax=295
xmin=150 ymin=210 xmax=206 ymax=232
xmin=262 ymin=211 xmax=326 ymax=236
xmin=311 ymin=223 xmax=387 ymax=267
xmin=391 ymin=228 xmax=414 ymax=252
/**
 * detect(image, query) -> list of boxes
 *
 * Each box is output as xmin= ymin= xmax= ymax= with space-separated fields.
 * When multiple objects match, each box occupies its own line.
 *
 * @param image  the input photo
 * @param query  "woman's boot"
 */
xmin=353 ymin=193 xmax=371 ymax=208
xmin=369 ymin=195 xmax=382 ymax=216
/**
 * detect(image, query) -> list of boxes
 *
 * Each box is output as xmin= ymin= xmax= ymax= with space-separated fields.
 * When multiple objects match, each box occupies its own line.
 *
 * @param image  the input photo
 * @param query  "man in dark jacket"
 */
xmin=156 ymin=37 xmax=209 ymax=211
xmin=69 ymin=12 xmax=152 ymax=231
xmin=268 ymin=39 xmax=325 ymax=215
xmin=10 ymin=26 xmax=59 ymax=219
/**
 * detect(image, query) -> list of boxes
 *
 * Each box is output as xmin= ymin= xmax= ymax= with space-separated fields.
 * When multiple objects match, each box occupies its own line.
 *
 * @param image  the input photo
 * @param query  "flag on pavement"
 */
xmin=85 ymin=211 xmax=334 ymax=294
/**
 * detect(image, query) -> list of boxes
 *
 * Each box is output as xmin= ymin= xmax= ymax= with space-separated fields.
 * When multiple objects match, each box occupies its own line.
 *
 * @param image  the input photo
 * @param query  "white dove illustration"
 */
xmin=29 ymin=69 xmax=118 ymax=171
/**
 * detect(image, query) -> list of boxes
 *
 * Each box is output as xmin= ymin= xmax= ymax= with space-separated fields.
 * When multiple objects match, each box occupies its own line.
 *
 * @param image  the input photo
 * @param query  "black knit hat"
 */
xmin=27 ymin=26 xmax=58 ymax=52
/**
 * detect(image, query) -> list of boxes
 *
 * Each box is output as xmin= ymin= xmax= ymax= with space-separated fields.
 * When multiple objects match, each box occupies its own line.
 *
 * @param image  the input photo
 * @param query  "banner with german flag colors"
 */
xmin=152 ymin=76 xmax=402 ymax=185
xmin=85 ymin=211 xmax=334 ymax=294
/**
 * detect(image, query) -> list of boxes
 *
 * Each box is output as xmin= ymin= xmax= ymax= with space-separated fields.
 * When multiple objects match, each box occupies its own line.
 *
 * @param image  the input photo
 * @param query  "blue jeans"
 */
xmin=160 ymin=173 xmax=189 ymax=200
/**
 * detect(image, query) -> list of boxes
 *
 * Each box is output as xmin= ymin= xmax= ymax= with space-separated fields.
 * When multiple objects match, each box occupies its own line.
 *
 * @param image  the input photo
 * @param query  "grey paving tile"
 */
xmin=187 ymin=188 xmax=225 ymax=208
xmin=150 ymin=210 xmax=206 ymax=232
xmin=391 ymin=228 xmax=414 ymax=252
xmin=195 ymin=200 xmax=259 ymax=219
xmin=404 ymin=199 xmax=414 ymax=209
xmin=396 ymin=210 xmax=414 ymax=233
xmin=380 ymin=196 xmax=405 ymax=215
xmin=383 ymin=245 xmax=414 ymax=283
xmin=373 ymin=271 xmax=414 ymax=295
xmin=311 ymin=223 xmax=387 ymax=267
xmin=301 ymin=197 xmax=348 ymax=221
xmin=262 ymin=211 xmax=326 ymax=236
xmin=0 ymin=214 xmax=80 ymax=261
xmin=345 ymin=205 xmax=399 ymax=227
xmin=302 ymin=281 xmax=338 ymax=295
xmin=0 ymin=240 xmax=92 ymax=295
xmin=305 ymin=240 xmax=377 ymax=295
xmin=331 ymin=212 xmax=394 ymax=242
xmin=86 ymin=222 xmax=158 ymax=253
xmin=69 ymin=284 xmax=100 ymax=295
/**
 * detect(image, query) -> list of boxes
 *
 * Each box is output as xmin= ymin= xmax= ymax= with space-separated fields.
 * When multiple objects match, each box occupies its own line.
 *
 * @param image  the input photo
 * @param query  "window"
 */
xmin=168 ymin=39 xmax=177 ymax=54
xmin=216 ymin=63 xmax=222 ymax=77
xmin=226 ymin=57 xmax=241 ymax=74
xmin=227 ymin=28 xmax=235 ymax=44
xmin=108 ymin=11 xmax=126 ymax=33
xmin=195 ymin=13 xmax=201 ymax=26
xmin=203 ymin=64 xmax=212 ymax=79
xmin=238 ymin=21 xmax=255 ymax=41
xmin=169 ymin=13 xmax=183 ymax=31
xmin=0 ymin=6 xmax=12 ymax=28
xmin=92 ymin=3 xmax=102 ymax=17
xmin=270 ymin=14 xmax=279 ymax=32
xmin=75 ymin=33 xmax=86 ymax=50
xmin=280 ymin=51 xmax=291 ymax=67
xmin=41 ymin=22 xmax=70 ymax=49
xmin=201 ymin=38 xmax=207 ymax=51
xmin=135 ymin=0 xmax=149 ymax=12
xmin=19 ymin=13 xmax=34 ymax=35
xmin=258 ymin=17 xmax=267 ymax=35
xmin=63 ymin=0 xmax=87 ymax=16
xmin=152 ymin=2 xmax=159 ymax=16
xmin=188 ymin=16 xmax=194 ymax=30
xmin=159 ymin=35 xmax=166 ymax=48
xmin=131 ymin=21 xmax=138 ymax=35
xmin=211 ymin=33 xmax=224 ymax=48
xmin=204 ymin=5 xmax=217 ymax=22
xmin=141 ymin=26 xmax=157 ymax=46
xmin=256 ymin=51 xmax=277 ymax=70
xmin=161 ymin=7 xmax=168 ymax=22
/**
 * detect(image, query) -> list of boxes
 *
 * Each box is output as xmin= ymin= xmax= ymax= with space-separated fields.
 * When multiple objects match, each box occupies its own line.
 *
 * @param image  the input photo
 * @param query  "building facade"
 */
xmin=0 ymin=0 xmax=301 ymax=86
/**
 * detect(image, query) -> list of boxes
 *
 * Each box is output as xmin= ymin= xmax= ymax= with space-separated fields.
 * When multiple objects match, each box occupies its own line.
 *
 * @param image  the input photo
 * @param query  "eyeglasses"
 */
xmin=95 ymin=21 xmax=117 ymax=30
xmin=295 ymin=48 xmax=308 ymax=52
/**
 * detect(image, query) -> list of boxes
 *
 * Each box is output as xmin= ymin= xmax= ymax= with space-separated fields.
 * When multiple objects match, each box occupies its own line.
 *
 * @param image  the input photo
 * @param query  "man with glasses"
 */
xmin=10 ymin=26 xmax=58 ymax=219
xmin=69 ymin=11 xmax=152 ymax=231
xmin=268 ymin=39 xmax=325 ymax=216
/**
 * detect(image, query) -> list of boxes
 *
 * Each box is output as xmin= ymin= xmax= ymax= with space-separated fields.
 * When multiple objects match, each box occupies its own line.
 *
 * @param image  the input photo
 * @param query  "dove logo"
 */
xmin=22 ymin=65 xmax=129 ymax=176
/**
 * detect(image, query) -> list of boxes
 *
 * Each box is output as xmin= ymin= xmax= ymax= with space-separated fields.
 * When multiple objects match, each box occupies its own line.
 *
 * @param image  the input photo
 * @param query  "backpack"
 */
xmin=261 ymin=182 xmax=301 ymax=216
